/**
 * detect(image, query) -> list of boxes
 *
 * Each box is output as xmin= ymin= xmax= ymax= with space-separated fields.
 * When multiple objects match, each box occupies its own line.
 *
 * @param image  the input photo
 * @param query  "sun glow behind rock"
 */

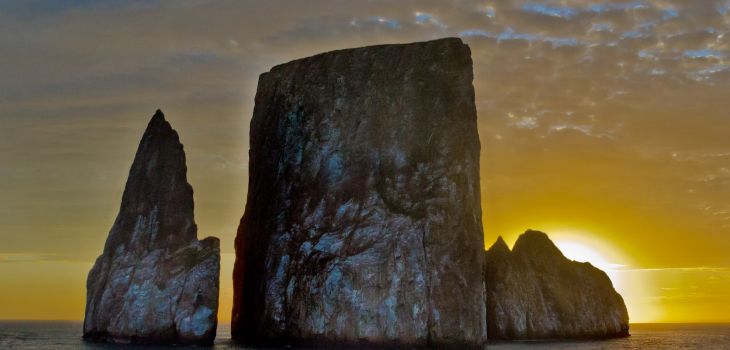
xmin=552 ymin=234 xmax=626 ymax=298
xmin=549 ymin=230 xmax=656 ymax=323
xmin=554 ymin=239 xmax=625 ymax=271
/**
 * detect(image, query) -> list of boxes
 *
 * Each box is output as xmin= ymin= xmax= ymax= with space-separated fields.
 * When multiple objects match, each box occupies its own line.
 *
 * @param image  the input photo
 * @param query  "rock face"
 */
xmin=232 ymin=38 xmax=486 ymax=347
xmin=485 ymin=230 xmax=629 ymax=340
xmin=83 ymin=110 xmax=220 ymax=345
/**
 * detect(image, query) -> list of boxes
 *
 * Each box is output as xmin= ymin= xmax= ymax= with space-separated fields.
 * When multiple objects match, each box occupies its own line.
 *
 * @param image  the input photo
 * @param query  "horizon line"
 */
xmin=3 ymin=320 xmax=730 ymax=325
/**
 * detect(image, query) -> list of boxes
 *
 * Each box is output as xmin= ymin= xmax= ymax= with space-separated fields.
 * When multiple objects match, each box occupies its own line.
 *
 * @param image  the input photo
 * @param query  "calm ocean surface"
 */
xmin=1 ymin=322 xmax=729 ymax=349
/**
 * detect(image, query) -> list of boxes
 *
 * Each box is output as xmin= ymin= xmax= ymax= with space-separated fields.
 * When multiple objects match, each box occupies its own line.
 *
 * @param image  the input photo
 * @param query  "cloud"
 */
xmin=662 ymin=7 xmax=679 ymax=21
xmin=482 ymin=5 xmax=495 ymax=19
xmin=626 ymin=267 xmax=730 ymax=272
xmin=507 ymin=113 xmax=539 ymax=129
xmin=496 ymin=27 xmax=538 ymax=42
xmin=351 ymin=16 xmax=400 ymax=29
xmin=0 ymin=253 xmax=89 ymax=263
xmin=684 ymin=49 xmax=725 ymax=59
xmin=717 ymin=3 xmax=730 ymax=15
xmin=621 ymin=30 xmax=648 ymax=39
xmin=689 ymin=65 xmax=730 ymax=81
xmin=521 ymin=3 xmax=578 ymax=19
xmin=671 ymin=151 xmax=730 ymax=162
xmin=459 ymin=29 xmax=490 ymax=38
xmin=590 ymin=22 xmax=614 ymax=33
xmin=414 ymin=11 xmax=447 ymax=29
xmin=543 ymin=36 xmax=580 ymax=48
xmin=548 ymin=123 xmax=615 ymax=139
xmin=588 ymin=1 xmax=650 ymax=14
xmin=459 ymin=27 xmax=581 ymax=48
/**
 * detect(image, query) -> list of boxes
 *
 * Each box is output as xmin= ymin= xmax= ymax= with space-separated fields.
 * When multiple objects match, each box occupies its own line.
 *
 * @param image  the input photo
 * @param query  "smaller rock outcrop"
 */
xmin=485 ymin=230 xmax=629 ymax=340
xmin=83 ymin=110 xmax=220 ymax=345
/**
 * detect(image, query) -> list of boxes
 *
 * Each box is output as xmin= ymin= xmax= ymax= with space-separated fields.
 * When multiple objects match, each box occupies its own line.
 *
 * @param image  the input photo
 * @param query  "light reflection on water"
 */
xmin=1 ymin=322 xmax=729 ymax=349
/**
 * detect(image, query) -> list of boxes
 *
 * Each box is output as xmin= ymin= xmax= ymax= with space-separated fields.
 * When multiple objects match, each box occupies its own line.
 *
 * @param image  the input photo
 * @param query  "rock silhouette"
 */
xmin=83 ymin=110 xmax=220 ymax=345
xmin=485 ymin=230 xmax=629 ymax=340
xmin=232 ymin=38 xmax=486 ymax=347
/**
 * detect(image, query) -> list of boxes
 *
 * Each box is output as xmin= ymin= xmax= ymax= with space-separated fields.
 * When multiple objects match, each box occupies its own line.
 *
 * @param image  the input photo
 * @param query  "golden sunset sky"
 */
xmin=1 ymin=0 xmax=729 ymax=323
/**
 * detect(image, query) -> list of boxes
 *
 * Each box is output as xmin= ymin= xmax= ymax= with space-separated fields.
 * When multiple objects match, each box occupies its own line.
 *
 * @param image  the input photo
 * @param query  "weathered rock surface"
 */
xmin=83 ymin=110 xmax=220 ymax=345
xmin=232 ymin=38 xmax=486 ymax=347
xmin=485 ymin=230 xmax=629 ymax=340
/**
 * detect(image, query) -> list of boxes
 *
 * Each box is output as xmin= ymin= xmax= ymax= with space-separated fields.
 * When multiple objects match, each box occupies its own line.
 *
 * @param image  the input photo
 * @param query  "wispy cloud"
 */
xmin=414 ymin=11 xmax=447 ymax=29
xmin=588 ymin=1 xmax=650 ymax=14
xmin=624 ymin=267 xmax=730 ymax=272
xmin=0 ymin=253 xmax=91 ymax=263
xmin=507 ymin=113 xmax=539 ymax=129
xmin=350 ymin=16 xmax=400 ymax=29
xmin=684 ymin=49 xmax=726 ymax=60
xmin=521 ymin=3 xmax=578 ymax=19
xmin=548 ymin=123 xmax=616 ymax=139
xmin=459 ymin=27 xmax=581 ymax=48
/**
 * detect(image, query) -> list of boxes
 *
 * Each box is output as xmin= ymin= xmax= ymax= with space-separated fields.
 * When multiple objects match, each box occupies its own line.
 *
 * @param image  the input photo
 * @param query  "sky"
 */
xmin=1 ymin=0 xmax=729 ymax=323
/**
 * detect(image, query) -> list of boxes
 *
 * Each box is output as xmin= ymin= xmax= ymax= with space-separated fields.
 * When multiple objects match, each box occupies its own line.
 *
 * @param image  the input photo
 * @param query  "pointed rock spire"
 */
xmin=103 ymin=109 xmax=196 ymax=255
xmin=84 ymin=110 xmax=219 ymax=345
xmin=489 ymin=236 xmax=511 ymax=254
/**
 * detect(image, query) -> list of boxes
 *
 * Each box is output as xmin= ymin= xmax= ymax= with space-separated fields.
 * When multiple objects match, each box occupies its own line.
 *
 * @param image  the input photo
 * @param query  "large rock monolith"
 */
xmin=83 ymin=110 xmax=220 ymax=345
xmin=485 ymin=230 xmax=629 ymax=340
xmin=232 ymin=38 xmax=486 ymax=348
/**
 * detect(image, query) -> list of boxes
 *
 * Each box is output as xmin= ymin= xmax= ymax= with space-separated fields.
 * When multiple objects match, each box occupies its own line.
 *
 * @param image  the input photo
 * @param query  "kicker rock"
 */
xmin=485 ymin=230 xmax=629 ymax=340
xmin=83 ymin=110 xmax=220 ymax=345
xmin=232 ymin=38 xmax=486 ymax=348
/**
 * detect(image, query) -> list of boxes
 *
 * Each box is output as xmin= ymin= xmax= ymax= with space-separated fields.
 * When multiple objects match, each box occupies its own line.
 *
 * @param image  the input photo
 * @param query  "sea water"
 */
xmin=1 ymin=322 xmax=729 ymax=349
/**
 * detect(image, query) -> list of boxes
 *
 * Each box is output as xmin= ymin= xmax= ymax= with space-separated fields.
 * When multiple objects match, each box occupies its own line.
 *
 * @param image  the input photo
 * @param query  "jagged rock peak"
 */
xmin=84 ymin=110 xmax=220 ymax=345
xmin=512 ymin=229 xmax=564 ymax=259
xmin=485 ymin=230 xmax=629 ymax=340
xmin=146 ymin=109 xmax=173 ymax=134
xmin=232 ymin=37 xmax=486 ymax=348
xmin=142 ymin=109 xmax=177 ymax=143
xmin=152 ymin=108 xmax=164 ymax=119
xmin=489 ymin=236 xmax=510 ymax=253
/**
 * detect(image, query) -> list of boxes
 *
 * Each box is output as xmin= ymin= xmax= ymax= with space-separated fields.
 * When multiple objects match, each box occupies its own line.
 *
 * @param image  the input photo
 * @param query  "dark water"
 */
xmin=1 ymin=322 xmax=729 ymax=349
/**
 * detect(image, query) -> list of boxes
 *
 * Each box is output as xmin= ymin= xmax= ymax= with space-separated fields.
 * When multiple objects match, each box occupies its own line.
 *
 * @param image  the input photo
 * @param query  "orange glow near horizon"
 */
xmin=2 ymin=1 xmax=730 ymax=325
